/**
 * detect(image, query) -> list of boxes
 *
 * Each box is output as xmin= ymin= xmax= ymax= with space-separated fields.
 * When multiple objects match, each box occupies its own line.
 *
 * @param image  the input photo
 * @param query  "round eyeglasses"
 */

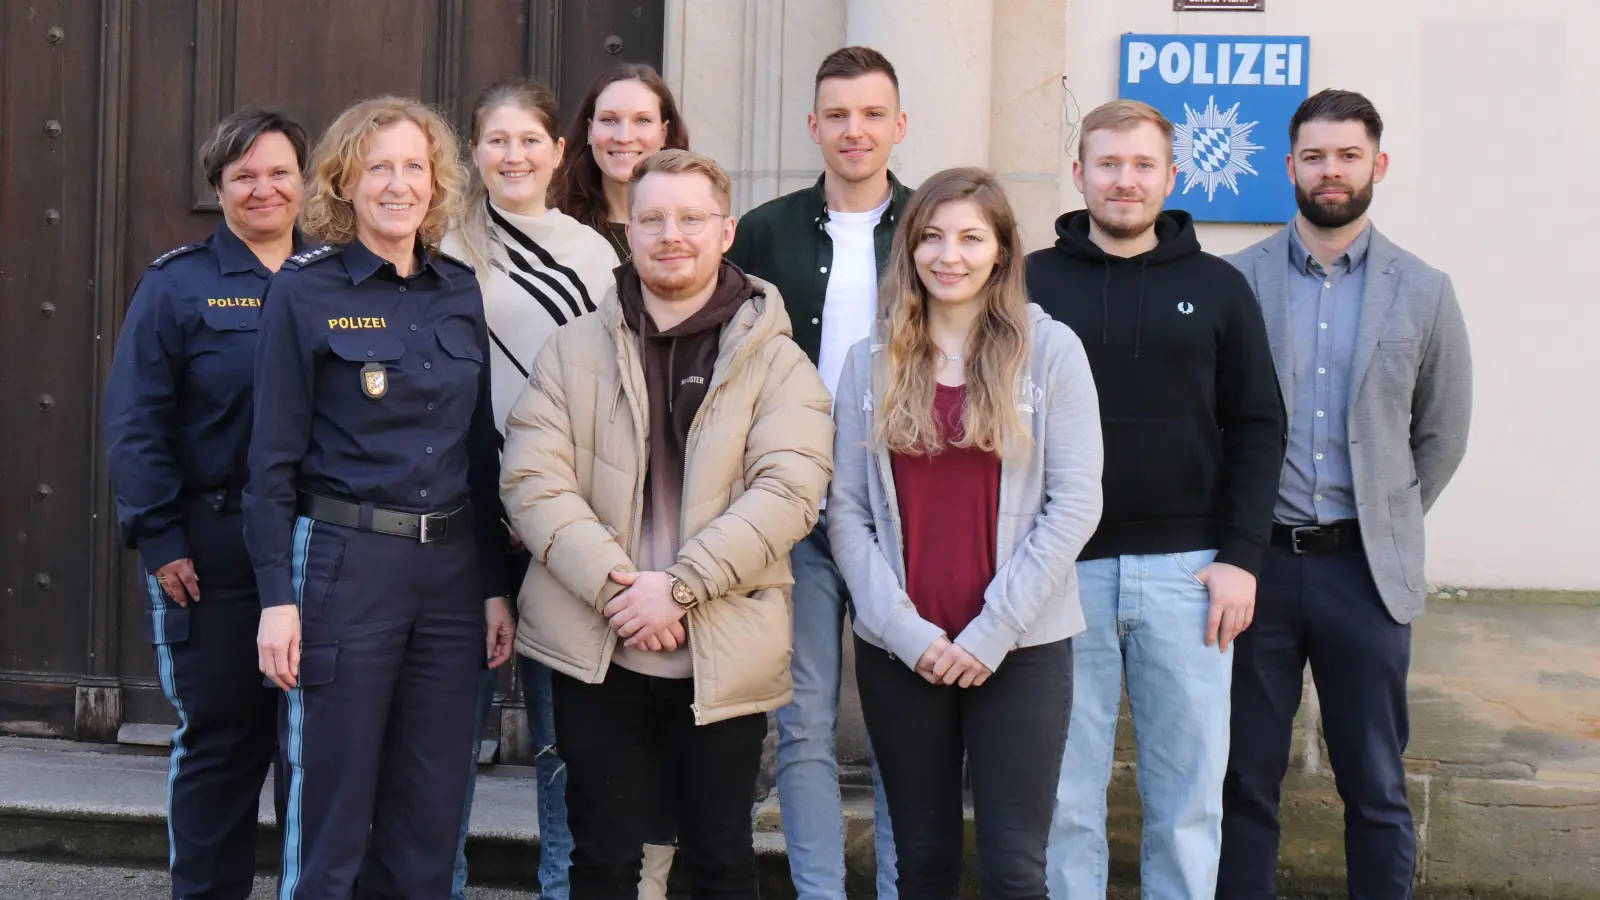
xmin=631 ymin=208 xmax=728 ymax=236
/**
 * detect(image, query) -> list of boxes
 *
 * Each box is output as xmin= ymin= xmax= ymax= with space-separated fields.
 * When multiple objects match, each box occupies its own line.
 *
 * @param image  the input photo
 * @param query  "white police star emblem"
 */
xmin=1173 ymin=97 xmax=1265 ymax=202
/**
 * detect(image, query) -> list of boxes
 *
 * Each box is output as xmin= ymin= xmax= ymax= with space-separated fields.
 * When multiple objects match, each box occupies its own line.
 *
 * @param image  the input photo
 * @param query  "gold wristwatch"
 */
xmin=669 ymin=575 xmax=698 ymax=609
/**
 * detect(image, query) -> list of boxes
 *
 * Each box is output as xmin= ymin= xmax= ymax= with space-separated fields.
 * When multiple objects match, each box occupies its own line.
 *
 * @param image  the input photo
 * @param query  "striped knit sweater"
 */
xmin=442 ymin=201 xmax=620 ymax=433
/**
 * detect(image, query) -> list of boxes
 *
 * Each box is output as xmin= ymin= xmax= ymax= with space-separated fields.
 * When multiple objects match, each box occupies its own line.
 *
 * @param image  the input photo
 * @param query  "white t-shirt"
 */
xmin=816 ymin=194 xmax=891 ymax=399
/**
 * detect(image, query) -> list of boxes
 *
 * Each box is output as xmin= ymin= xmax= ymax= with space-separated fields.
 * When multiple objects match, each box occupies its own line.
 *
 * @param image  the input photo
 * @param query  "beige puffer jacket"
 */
xmin=500 ymin=275 xmax=833 ymax=725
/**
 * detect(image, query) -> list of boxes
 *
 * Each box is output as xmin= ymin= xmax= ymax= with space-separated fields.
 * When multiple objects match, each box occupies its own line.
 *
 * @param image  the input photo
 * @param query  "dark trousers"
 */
xmin=551 ymin=665 xmax=767 ymax=900
xmin=142 ymin=499 xmax=284 ymax=900
xmin=856 ymin=635 xmax=1072 ymax=900
xmin=279 ymin=516 xmax=484 ymax=900
xmin=1219 ymin=542 xmax=1416 ymax=900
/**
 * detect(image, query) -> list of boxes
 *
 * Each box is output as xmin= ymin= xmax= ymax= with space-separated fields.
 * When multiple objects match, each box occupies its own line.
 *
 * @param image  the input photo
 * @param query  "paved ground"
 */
xmin=0 ymin=857 xmax=538 ymax=900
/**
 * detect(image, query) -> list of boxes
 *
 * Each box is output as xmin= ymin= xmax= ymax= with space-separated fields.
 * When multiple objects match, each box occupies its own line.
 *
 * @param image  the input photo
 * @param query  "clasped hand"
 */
xmin=916 ymin=636 xmax=992 ymax=687
xmin=604 ymin=569 xmax=687 ymax=652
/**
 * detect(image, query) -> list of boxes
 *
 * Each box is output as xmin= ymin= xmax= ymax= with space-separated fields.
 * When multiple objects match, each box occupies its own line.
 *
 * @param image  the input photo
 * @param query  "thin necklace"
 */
xmin=938 ymin=350 xmax=963 ymax=362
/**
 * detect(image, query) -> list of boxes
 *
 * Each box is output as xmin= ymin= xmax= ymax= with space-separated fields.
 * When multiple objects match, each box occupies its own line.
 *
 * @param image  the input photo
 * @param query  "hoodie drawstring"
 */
xmin=1099 ymin=260 xmax=1113 ymax=345
xmin=1133 ymin=257 xmax=1149 ymax=358
xmin=1102 ymin=256 xmax=1151 ymax=358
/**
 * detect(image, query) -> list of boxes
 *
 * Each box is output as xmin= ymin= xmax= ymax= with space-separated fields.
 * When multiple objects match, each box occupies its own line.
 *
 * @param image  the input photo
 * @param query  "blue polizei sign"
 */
xmin=1118 ymin=34 xmax=1311 ymax=223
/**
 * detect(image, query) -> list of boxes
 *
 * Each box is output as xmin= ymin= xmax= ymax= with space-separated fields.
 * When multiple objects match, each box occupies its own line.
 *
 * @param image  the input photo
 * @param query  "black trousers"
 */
xmin=142 ymin=498 xmax=284 ymax=900
xmin=855 ymin=635 xmax=1072 ymax=900
xmin=1219 ymin=542 xmax=1416 ymax=900
xmin=278 ymin=517 xmax=485 ymax=900
xmin=551 ymin=665 xmax=767 ymax=900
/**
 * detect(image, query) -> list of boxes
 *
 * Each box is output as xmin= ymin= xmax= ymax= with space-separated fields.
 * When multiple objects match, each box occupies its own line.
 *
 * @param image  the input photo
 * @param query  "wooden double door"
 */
xmin=0 ymin=0 xmax=664 ymax=758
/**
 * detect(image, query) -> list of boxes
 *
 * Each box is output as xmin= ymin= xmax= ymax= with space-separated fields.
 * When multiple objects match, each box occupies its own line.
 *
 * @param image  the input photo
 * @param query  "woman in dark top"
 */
xmin=826 ymin=168 xmax=1104 ymax=900
xmin=245 ymin=95 xmax=514 ymax=899
xmin=549 ymin=63 xmax=688 ymax=261
xmin=104 ymin=108 xmax=308 ymax=900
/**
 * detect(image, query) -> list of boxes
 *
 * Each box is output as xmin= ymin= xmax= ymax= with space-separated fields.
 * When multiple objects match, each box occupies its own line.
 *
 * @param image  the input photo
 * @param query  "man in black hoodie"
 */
xmin=1031 ymin=100 xmax=1284 ymax=900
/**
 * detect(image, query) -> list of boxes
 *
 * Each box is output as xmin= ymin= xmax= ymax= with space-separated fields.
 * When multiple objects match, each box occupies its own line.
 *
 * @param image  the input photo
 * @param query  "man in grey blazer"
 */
xmin=1217 ymin=90 xmax=1472 ymax=900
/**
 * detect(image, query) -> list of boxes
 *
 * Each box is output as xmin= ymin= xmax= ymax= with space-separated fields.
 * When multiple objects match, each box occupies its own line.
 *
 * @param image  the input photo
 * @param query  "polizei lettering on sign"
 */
xmin=1125 ymin=40 xmax=1304 ymax=87
xmin=1119 ymin=34 xmax=1310 ymax=224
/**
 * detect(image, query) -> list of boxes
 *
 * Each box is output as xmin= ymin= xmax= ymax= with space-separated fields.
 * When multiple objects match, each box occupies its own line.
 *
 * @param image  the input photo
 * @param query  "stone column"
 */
xmin=845 ymin=0 xmax=995 ymax=184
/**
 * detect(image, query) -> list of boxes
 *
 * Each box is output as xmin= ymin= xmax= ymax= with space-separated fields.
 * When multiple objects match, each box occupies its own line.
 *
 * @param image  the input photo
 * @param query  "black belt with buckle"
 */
xmin=1271 ymin=520 xmax=1360 ymax=555
xmin=297 ymin=492 xmax=469 ymax=543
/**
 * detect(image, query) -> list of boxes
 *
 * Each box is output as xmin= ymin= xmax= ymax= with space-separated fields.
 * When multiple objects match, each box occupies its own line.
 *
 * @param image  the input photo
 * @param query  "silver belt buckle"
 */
xmin=1289 ymin=525 xmax=1321 ymax=554
xmin=418 ymin=513 xmax=448 ymax=543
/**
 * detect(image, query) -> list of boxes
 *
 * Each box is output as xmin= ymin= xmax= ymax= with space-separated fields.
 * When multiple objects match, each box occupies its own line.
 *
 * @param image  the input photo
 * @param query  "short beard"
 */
xmin=1089 ymin=206 xmax=1159 ymax=241
xmin=640 ymin=267 xmax=715 ymax=303
xmin=1297 ymin=178 xmax=1374 ymax=229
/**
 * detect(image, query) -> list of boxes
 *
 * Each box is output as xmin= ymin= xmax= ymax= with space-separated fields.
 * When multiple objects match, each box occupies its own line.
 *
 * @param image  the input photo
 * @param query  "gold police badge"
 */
xmin=361 ymin=362 xmax=388 ymax=399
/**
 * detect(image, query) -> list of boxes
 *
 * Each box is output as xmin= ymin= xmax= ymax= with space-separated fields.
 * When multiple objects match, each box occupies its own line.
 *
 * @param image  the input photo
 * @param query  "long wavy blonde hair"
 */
xmin=301 ymin=96 xmax=467 ymax=249
xmin=873 ymin=167 xmax=1032 ymax=458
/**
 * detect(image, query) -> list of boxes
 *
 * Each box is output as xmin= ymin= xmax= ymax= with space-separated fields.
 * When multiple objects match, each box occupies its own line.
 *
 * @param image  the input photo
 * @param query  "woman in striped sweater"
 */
xmin=440 ymin=77 xmax=618 ymax=900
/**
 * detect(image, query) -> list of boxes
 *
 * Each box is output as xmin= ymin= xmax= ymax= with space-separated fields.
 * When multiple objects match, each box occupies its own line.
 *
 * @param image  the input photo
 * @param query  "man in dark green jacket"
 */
xmin=724 ymin=45 xmax=912 ymax=900
xmin=727 ymin=168 xmax=911 ymax=369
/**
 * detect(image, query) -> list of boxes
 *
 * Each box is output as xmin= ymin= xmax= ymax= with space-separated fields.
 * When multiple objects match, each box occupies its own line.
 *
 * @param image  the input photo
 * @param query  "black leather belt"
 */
xmin=1271 ymin=520 xmax=1360 ymax=555
xmin=297 ymin=492 xmax=468 ymax=543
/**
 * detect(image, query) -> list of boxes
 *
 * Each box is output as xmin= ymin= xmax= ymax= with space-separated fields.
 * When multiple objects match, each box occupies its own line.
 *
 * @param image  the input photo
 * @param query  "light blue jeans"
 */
xmin=1046 ymin=550 xmax=1232 ymax=900
xmin=452 ymin=655 xmax=572 ymax=900
xmin=777 ymin=524 xmax=897 ymax=900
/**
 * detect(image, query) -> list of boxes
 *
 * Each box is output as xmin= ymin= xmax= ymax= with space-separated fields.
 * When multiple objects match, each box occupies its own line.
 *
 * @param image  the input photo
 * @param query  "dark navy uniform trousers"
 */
xmin=142 ymin=495 xmax=285 ymax=900
xmin=278 ymin=515 xmax=484 ymax=900
xmin=1219 ymin=541 xmax=1416 ymax=900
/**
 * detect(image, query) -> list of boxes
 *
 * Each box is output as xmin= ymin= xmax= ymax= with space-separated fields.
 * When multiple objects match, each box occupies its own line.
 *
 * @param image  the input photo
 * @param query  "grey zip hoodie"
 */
xmin=826 ymin=304 xmax=1105 ymax=673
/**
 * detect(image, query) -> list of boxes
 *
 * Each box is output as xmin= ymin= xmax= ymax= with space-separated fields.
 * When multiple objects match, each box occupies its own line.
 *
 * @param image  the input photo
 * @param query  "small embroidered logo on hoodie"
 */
xmin=1178 ymin=301 xmax=1196 ymax=315
xmin=681 ymin=375 xmax=706 ymax=386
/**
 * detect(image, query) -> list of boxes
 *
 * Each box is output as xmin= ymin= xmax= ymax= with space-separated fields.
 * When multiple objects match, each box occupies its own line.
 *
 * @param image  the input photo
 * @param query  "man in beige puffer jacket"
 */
xmin=500 ymin=149 xmax=833 ymax=900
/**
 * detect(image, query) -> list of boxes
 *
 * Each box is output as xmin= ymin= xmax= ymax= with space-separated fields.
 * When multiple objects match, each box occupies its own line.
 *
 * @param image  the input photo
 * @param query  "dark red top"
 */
xmin=890 ymin=383 xmax=1001 ymax=637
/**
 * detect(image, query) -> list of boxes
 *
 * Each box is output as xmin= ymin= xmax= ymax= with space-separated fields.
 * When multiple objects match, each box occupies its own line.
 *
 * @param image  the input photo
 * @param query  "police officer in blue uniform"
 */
xmin=244 ymin=96 xmax=515 ymax=900
xmin=105 ymin=109 xmax=309 ymax=900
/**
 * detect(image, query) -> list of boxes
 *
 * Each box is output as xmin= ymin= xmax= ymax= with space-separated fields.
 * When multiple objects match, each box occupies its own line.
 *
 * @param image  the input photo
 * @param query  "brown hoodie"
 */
xmin=615 ymin=260 xmax=753 ymax=676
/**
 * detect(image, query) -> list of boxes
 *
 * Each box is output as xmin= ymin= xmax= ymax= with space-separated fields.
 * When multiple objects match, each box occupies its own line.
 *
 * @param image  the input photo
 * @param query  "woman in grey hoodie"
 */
xmin=827 ymin=168 xmax=1104 ymax=900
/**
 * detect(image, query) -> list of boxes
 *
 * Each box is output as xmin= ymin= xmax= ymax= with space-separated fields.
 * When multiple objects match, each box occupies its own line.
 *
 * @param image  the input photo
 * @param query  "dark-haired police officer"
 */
xmin=105 ymin=108 xmax=309 ymax=900
xmin=243 ymin=97 xmax=514 ymax=900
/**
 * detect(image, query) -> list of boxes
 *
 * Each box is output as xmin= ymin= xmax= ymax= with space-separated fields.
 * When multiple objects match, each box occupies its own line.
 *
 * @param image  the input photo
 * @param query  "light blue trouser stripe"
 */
xmin=145 ymin=572 xmax=189 ymax=870
xmin=279 ymin=516 xmax=315 ymax=900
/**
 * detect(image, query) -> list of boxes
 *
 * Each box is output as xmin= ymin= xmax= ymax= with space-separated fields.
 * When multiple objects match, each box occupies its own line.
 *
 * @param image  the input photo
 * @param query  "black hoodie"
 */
xmin=1024 ymin=209 xmax=1284 ymax=574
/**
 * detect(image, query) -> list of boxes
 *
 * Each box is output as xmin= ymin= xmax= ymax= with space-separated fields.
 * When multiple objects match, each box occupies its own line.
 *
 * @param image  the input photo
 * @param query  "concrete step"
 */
xmin=0 ymin=736 xmax=797 ymax=893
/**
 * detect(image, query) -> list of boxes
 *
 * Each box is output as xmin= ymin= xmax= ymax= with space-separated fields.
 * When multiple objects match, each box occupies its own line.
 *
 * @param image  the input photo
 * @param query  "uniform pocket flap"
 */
xmin=142 ymin=606 xmax=191 ymax=645
xmin=435 ymin=323 xmax=484 ymax=363
xmin=298 ymin=641 xmax=340 ymax=687
xmin=327 ymin=332 xmax=405 ymax=363
xmin=199 ymin=305 xmax=261 ymax=332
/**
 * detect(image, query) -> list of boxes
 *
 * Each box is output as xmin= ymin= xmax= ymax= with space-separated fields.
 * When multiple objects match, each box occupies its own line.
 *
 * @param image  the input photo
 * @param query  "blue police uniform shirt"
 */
xmin=105 ymin=221 xmax=305 ymax=577
xmin=243 ymin=238 xmax=508 ymax=609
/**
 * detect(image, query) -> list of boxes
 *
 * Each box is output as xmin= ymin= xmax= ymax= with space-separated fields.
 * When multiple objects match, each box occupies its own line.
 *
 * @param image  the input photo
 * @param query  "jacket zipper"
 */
xmin=619 ymin=327 xmax=648 ymax=561
xmin=680 ymin=340 xmax=755 ymax=725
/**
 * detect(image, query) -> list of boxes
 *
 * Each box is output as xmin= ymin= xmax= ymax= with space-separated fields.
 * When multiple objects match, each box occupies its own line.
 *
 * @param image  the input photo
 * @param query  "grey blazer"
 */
xmin=1227 ymin=224 xmax=1472 ymax=623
